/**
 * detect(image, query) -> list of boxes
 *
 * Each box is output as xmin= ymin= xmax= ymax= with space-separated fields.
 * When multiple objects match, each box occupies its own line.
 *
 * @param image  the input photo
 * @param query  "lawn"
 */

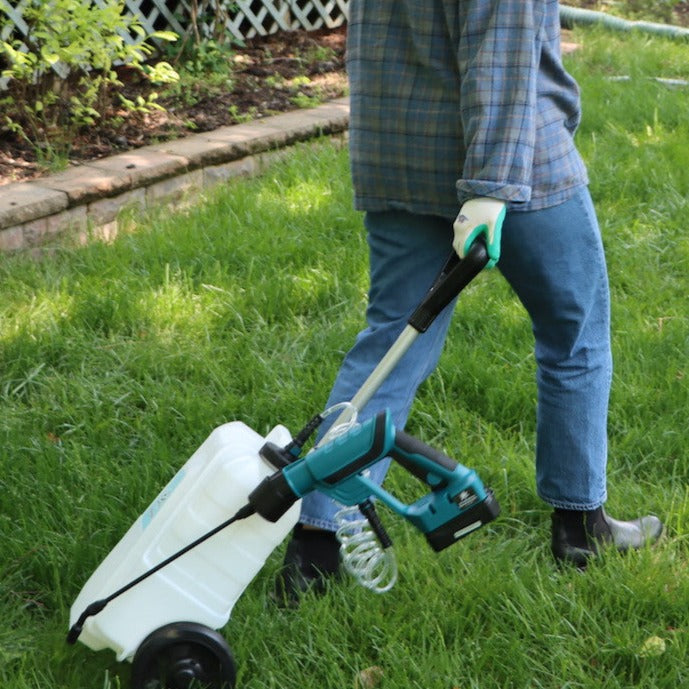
xmin=1 ymin=26 xmax=688 ymax=689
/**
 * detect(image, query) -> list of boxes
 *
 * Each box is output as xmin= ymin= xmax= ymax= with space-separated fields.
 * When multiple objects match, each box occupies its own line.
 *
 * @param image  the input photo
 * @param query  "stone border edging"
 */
xmin=0 ymin=97 xmax=350 ymax=253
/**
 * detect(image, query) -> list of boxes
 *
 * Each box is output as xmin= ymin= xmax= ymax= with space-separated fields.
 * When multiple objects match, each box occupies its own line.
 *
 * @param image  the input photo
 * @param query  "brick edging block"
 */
xmin=0 ymin=98 xmax=350 ymax=252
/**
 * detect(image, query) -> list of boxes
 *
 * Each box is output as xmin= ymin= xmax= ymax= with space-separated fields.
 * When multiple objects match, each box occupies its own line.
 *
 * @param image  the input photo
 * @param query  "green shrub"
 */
xmin=0 ymin=0 xmax=179 ymax=167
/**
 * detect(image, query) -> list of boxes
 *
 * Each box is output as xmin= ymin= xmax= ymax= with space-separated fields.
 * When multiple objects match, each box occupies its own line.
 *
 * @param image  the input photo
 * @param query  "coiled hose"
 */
xmin=316 ymin=404 xmax=398 ymax=592
xmin=335 ymin=504 xmax=398 ymax=593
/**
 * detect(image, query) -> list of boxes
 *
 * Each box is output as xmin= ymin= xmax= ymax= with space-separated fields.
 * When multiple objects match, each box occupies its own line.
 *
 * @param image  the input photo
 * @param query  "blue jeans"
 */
xmin=300 ymin=186 xmax=611 ymax=530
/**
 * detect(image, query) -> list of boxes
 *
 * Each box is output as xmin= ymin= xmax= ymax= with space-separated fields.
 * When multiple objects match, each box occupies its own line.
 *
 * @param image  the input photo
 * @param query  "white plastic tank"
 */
xmin=69 ymin=421 xmax=301 ymax=661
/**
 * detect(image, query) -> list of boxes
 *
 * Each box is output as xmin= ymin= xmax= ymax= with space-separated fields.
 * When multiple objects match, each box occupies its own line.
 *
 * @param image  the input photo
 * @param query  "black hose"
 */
xmin=67 ymin=503 xmax=256 ymax=645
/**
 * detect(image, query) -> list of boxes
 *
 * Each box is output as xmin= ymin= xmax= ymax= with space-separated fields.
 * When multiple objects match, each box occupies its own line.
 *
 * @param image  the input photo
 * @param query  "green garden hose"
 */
xmin=560 ymin=5 xmax=689 ymax=40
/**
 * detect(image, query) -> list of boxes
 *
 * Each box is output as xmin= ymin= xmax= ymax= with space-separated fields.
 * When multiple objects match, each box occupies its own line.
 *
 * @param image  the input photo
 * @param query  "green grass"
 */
xmin=2 ymin=27 xmax=689 ymax=689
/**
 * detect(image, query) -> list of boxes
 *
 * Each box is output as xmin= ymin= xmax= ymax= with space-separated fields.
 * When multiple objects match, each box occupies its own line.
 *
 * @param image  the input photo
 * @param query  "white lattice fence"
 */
xmin=0 ymin=0 xmax=29 ymax=41
xmin=0 ymin=0 xmax=349 ymax=45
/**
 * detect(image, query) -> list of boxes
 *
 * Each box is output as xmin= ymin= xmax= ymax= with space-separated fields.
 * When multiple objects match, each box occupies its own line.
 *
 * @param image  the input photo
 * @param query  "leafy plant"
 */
xmin=176 ymin=38 xmax=237 ymax=78
xmin=289 ymin=76 xmax=322 ymax=109
xmin=0 ymin=0 xmax=179 ymax=166
xmin=227 ymin=104 xmax=257 ymax=123
xmin=170 ymin=0 xmax=242 ymax=56
xmin=157 ymin=42 xmax=239 ymax=122
xmin=291 ymin=91 xmax=321 ymax=109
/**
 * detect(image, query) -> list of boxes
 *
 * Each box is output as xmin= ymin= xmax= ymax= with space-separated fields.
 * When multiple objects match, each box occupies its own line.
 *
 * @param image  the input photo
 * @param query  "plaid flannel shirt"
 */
xmin=347 ymin=0 xmax=589 ymax=216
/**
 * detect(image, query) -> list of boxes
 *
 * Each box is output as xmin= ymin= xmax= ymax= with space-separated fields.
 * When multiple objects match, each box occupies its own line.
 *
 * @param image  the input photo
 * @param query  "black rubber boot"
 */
xmin=551 ymin=507 xmax=663 ymax=567
xmin=272 ymin=524 xmax=341 ymax=606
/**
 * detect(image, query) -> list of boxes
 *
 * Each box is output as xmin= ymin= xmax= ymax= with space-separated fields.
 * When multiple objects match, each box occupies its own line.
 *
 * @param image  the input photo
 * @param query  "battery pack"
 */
xmin=424 ymin=490 xmax=500 ymax=552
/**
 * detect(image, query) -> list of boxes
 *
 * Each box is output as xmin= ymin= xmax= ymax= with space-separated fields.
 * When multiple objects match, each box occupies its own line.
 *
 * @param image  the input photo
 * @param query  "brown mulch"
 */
xmin=0 ymin=26 xmax=348 ymax=186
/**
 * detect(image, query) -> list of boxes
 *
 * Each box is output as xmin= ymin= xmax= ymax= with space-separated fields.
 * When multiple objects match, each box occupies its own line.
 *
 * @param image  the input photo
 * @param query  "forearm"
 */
xmin=456 ymin=0 xmax=548 ymax=205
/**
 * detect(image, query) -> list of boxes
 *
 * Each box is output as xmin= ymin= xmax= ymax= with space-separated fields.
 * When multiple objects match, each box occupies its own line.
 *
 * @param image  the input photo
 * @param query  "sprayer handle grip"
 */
xmin=408 ymin=239 xmax=489 ymax=333
xmin=390 ymin=430 xmax=460 ymax=488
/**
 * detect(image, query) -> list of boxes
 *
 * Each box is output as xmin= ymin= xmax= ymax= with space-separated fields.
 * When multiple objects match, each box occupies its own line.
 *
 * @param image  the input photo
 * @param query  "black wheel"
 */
xmin=130 ymin=622 xmax=237 ymax=689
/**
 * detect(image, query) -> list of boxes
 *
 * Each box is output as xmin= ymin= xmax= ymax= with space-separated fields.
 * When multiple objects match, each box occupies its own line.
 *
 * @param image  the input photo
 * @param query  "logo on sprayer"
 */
xmin=454 ymin=489 xmax=478 ymax=510
xmin=141 ymin=468 xmax=186 ymax=530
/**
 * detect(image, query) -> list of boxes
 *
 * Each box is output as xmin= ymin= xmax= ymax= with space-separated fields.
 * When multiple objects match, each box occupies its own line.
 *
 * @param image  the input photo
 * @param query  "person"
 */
xmin=275 ymin=0 xmax=662 ymax=600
